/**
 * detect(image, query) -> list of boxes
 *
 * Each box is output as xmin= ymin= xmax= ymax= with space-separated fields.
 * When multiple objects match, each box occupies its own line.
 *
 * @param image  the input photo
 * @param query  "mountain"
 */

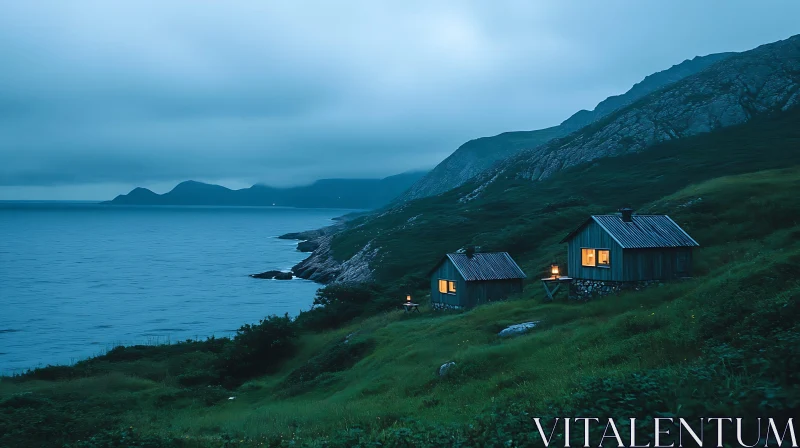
xmin=294 ymin=34 xmax=800 ymax=283
xmin=398 ymin=52 xmax=735 ymax=202
xmin=104 ymin=170 xmax=428 ymax=209
xmin=464 ymin=34 xmax=800 ymax=197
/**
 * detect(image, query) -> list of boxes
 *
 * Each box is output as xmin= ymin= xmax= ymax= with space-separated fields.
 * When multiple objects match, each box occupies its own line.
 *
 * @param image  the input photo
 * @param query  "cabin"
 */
xmin=559 ymin=208 xmax=699 ymax=298
xmin=429 ymin=251 xmax=526 ymax=309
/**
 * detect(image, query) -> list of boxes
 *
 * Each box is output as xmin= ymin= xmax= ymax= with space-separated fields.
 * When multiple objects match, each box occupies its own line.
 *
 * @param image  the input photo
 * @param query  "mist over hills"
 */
xmin=398 ymin=51 xmax=735 ymax=202
xmin=105 ymin=171 xmax=428 ymax=209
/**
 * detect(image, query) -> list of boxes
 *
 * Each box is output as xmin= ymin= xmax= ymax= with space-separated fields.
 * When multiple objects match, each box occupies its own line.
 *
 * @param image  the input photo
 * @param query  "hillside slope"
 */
xmin=467 ymin=34 xmax=800 ymax=197
xmin=399 ymin=52 xmax=734 ymax=201
xmin=305 ymin=105 xmax=800 ymax=285
xmin=4 ymin=164 xmax=800 ymax=447
xmin=105 ymin=171 xmax=427 ymax=209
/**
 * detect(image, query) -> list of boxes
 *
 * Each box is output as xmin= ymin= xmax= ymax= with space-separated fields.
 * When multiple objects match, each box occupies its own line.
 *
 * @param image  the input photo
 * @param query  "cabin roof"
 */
xmin=560 ymin=215 xmax=699 ymax=249
xmin=436 ymin=252 xmax=527 ymax=281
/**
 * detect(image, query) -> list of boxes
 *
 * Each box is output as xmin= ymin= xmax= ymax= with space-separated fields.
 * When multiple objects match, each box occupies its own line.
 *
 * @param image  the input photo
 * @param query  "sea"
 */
xmin=0 ymin=201 xmax=353 ymax=375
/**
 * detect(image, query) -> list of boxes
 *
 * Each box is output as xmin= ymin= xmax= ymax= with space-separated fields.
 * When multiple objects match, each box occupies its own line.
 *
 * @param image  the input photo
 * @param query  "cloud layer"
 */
xmin=1 ymin=1 xmax=799 ymax=199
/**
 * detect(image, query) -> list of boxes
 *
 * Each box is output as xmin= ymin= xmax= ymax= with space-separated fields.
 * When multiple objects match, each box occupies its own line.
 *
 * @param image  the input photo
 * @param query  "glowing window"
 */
xmin=581 ymin=249 xmax=596 ymax=267
xmin=438 ymin=279 xmax=457 ymax=294
xmin=598 ymin=250 xmax=610 ymax=266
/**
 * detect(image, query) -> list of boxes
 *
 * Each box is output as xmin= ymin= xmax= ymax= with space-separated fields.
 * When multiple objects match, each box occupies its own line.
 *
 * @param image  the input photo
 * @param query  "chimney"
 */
xmin=466 ymin=245 xmax=476 ymax=258
xmin=620 ymin=207 xmax=634 ymax=222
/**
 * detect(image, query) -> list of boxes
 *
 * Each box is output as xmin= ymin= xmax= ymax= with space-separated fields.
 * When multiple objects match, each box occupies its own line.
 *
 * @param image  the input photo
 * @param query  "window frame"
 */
xmin=597 ymin=249 xmax=611 ymax=268
xmin=581 ymin=247 xmax=611 ymax=268
xmin=581 ymin=248 xmax=596 ymax=267
xmin=438 ymin=279 xmax=457 ymax=295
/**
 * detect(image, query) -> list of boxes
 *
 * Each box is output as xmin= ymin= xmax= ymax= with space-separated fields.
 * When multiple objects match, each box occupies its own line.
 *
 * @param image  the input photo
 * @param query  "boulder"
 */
xmin=498 ymin=321 xmax=541 ymax=338
xmin=297 ymin=240 xmax=320 ymax=252
xmin=250 ymin=270 xmax=293 ymax=280
xmin=438 ymin=361 xmax=456 ymax=377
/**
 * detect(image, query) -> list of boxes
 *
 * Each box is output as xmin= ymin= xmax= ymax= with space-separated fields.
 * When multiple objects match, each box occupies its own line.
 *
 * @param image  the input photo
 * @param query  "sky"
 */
xmin=1 ymin=1 xmax=799 ymax=200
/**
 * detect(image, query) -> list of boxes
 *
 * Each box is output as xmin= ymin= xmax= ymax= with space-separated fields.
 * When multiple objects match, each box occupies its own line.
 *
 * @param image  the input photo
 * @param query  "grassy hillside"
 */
xmin=3 ymin=109 xmax=800 ymax=446
xmin=3 ymin=166 xmax=800 ymax=444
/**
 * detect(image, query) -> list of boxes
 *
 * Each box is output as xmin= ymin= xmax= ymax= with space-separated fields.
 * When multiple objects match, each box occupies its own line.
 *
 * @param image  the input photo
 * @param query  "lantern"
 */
xmin=406 ymin=294 xmax=412 ymax=302
xmin=550 ymin=264 xmax=560 ymax=279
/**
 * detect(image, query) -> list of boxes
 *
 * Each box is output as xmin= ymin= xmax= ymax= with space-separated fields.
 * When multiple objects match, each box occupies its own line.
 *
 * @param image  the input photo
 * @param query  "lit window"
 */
xmin=438 ymin=279 xmax=457 ymax=294
xmin=581 ymin=249 xmax=596 ymax=267
xmin=598 ymin=250 xmax=610 ymax=266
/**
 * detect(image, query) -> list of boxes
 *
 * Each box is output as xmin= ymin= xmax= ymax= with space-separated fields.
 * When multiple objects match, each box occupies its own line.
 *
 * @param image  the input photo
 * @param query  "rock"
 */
xmin=498 ymin=321 xmax=541 ymax=338
xmin=250 ymin=270 xmax=293 ymax=280
xmin=438 ymin=361 xmax=456 ymax=377
xmin=278 ymin=229 xmax=326 ymax=240
xmin=297 ymin=240 xmax=319 ymax=252
xmin=344 ymin=332 xmax=359 ymax=344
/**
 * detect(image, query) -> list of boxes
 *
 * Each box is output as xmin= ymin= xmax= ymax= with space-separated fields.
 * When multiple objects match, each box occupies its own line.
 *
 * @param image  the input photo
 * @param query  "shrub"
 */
xmin=295 ymin=283 xmax=383 ymax=331
xmin=219 ymin=314 xmax=297 ymax=386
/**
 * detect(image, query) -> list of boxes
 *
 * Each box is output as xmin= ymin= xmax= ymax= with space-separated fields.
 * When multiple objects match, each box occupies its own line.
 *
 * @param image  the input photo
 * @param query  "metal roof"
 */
xmin=444 ymin=252 xmax=527 ymax=281
xmin=560 ymin=214 xmax=699 ymax=249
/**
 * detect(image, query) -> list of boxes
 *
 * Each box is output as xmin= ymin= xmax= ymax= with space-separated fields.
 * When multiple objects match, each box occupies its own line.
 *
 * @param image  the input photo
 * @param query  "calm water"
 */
xmin=0 ymin=202 xmax=351 ymax=375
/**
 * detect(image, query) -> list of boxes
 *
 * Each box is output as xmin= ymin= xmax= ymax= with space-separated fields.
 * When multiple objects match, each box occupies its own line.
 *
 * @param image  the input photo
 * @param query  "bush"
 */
xmin=219 ymin=314 xmax=298 ymax=386
xmin=295 ymin=283 xmax=383 ymax=331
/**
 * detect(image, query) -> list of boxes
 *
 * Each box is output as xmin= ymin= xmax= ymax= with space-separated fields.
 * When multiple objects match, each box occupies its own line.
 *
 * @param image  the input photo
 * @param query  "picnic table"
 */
xmin=541 ymin=277 xmax=573 ymax=301
xmin=403 ymin=302 xmax=420 ymax=313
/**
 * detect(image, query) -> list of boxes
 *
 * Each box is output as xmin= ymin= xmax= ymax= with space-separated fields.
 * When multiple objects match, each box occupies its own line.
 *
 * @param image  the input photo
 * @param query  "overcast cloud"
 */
xmin=1 ymin=1 xmax=798 ymax=199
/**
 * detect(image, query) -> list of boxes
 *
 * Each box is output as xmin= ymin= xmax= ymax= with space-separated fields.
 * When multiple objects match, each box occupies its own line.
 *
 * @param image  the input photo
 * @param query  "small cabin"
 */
xmin=429 ymin=251 xmax=526 ymax=309
xmin=560 ymin=208 xmax=699 ymax=283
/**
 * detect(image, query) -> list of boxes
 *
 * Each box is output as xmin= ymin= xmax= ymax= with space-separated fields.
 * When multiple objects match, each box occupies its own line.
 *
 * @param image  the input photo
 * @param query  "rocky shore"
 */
xmin=279 ymin=221 xmax=376 ymax=284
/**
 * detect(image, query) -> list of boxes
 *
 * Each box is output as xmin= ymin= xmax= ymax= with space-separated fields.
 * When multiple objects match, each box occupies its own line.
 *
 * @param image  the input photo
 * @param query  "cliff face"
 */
xmin=399 ymin=52 xmax=735 ymax=202
xmin=464 ymin=34 xmax=800 ymax=196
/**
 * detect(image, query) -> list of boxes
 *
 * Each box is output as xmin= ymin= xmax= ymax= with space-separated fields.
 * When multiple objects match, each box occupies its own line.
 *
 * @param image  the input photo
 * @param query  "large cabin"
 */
xmin=429 ymin=251 xmax=526 ymax=309
xmin=560 ymin=209 xmax=698 ymax=297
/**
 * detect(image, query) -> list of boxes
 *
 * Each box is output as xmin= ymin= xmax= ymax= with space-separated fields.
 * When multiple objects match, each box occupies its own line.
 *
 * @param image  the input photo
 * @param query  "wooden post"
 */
xmin=541 ymin=277 xmax=572 ymax=301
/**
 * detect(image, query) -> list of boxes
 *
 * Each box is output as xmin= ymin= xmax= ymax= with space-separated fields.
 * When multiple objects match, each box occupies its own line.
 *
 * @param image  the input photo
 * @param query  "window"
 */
xmin=581 ymin=248 xmax=596 ymax=267
xmin=598 ymin=250 xmax=610 ymax=267
xmin=438 ymin=279 xmax=456 ymax=294
xmin=582 ymin=248 xmax=610 ymax=267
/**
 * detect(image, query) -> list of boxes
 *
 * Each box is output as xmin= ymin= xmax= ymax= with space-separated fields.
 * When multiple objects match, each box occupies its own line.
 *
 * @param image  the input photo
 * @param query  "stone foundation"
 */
xmin=431 ymin=302 xmax=463 ymax=310
xmin=569 ymin=279 xmax=661 ymax=300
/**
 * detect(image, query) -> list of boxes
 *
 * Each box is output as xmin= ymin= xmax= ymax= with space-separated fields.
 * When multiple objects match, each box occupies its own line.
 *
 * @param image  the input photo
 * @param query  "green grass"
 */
xmin=3 ymin=111 xmax=800 ymax=446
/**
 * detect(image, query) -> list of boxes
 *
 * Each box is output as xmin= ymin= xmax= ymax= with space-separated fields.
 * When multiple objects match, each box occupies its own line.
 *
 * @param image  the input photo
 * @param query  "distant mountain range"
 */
xmin=104 ymin=171 xmax=428 ymax=209
xmin=398 ymin=51 xmax=735 ymax=201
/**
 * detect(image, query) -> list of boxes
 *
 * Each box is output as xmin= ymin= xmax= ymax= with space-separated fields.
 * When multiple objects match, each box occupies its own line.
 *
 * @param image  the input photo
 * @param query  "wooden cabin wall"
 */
xmin=430 ymin=259 xmax=467 ymax=307
xmin=622 ymin=247 xmax=693 ymax=281
xmin=567 ymin=221 xmax=624 ymax=281
xmin=464 ymin=279 xmax=523 ymax=308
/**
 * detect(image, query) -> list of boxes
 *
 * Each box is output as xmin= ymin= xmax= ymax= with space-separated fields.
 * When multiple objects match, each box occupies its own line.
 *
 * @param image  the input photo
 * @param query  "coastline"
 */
xmin=279 ymin=209 xmax=374 ymax=284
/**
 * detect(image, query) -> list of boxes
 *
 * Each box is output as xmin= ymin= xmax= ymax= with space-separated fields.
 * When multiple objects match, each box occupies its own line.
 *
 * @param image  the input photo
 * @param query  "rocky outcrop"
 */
xmin=296 ymin=240 xmax=319 ymax=252
xmin=250 ymin=270 xmax=293 ymax=280
xmin=290 ymin=233 xmax=378 ymax=284
xmin=438 ymin=361 xmax=456 ymax=377
xmin=498 ymin=321 xmax=541 ymax=338
xmin=397 ymin=51 xmax=735 ymax=202
xmin=465 ymin=35 xmax=800 ymax=198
